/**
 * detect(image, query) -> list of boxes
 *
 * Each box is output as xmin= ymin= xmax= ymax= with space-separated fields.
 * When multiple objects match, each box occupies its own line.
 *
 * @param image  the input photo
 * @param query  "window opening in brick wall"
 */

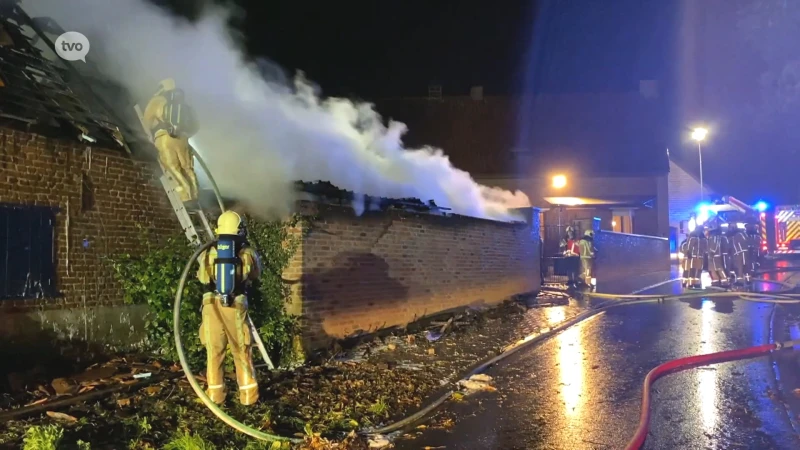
xmin=0 ymin=204 xmax=58 ymax=299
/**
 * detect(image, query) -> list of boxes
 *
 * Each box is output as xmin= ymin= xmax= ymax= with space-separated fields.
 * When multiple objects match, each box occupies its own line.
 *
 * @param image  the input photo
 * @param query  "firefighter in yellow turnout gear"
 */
xmin=196 ymin=211 xmax=262 ymax=405
xmin=143 ymin=78 xmax=199 ymax=202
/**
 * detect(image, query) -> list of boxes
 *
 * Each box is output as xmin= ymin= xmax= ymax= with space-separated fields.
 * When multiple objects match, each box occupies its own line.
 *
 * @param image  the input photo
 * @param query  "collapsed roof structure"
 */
xmin=0 ymin=0 xmax=460 ymax=216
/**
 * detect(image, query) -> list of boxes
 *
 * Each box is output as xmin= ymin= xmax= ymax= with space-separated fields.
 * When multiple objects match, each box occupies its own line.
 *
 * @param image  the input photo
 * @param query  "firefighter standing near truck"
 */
xmin=559 ymin=226 xmax=580 ymax=287
xmin=706 ymin=226 xmax=727 ymax=286
xmin=679 ymin=237 xmax=690 ymax=286
xmin=746 ymin=223 xmax=762 ymax=272
xmin=578 ymin=230 xmax=596 ymax=287
xmin=685 ymin=227 xmax=705 ymax=288
xmin=143 ymin=78 xmax=200 ymax=202
xmin=731 ymin=225 xmax=752 ymax=282
xmin=196 ymin=211 xmax=262 ymax=405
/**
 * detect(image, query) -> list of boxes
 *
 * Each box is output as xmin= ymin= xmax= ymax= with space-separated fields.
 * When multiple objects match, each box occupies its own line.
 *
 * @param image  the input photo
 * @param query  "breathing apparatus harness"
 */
xmin=209 ymin=233 xmax=247 ymax=307
xmin=151 ymin=86 xmax=199 ymax=140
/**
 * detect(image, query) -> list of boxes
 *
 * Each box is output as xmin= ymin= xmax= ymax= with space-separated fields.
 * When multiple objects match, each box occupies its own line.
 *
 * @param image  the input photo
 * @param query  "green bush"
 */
xmin=23 ymin=425 xmax=64 ymax=450
xmin=162 ymin=431 xmax=216 ymax=450
xmin=109 ymin=216 xmax=302 ymax=368
xmin=243 ymin=214 xmax=303 ymax=366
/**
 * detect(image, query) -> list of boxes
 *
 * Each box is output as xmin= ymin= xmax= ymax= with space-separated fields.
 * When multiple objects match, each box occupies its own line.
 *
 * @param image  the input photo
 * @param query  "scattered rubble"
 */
xmin=0 ymin=295 xmax=585 ymax=449
xmin=367 ymin=434 xmax=391 ymax=448
xmin=458 ymin=374 xmax=496 ymax=393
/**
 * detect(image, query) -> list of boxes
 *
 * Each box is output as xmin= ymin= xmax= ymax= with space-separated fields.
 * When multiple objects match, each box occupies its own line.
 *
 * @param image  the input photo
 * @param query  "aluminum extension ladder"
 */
xmin=134 ymin=104 xmax=275 ymax=370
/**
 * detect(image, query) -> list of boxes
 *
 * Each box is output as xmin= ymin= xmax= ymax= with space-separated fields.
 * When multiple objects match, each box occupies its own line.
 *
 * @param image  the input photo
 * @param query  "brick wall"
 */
xmin=0 ymin=128 xmax=179 ymax=370
xmin=0 ymin=129 xmax=177 ymax=311
xmin=288 ymin=203 xmax=541 ymax=346
xmin=594 ymin=230 xmax=671 ymax=293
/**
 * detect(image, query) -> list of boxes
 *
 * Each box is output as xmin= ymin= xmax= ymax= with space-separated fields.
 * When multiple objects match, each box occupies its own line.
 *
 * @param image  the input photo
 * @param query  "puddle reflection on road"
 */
xmin=698 ymin=299 xmax=719 ymax=432
xmin=546 ymin=307 xmax=587 ymax=421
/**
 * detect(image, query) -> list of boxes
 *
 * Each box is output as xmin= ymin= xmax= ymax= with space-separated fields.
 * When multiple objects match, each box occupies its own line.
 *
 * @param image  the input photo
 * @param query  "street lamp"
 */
xmin=691 ymin=127 xmax=708 ymax=201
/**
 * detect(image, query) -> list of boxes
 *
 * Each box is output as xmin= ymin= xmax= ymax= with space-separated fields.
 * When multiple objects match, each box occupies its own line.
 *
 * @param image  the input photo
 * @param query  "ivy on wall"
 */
xmin=109 ymin=215 xmax=304 ymax=369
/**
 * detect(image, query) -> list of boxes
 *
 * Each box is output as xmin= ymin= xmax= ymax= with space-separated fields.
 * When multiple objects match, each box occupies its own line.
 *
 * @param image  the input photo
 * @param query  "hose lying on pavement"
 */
xmin=364 ymin=284 xmax=800 ymax=436
xmin=625 ymin=338 xmax=800 ymax=450
xmin=586 ymin=290 xmax=800 ymax=303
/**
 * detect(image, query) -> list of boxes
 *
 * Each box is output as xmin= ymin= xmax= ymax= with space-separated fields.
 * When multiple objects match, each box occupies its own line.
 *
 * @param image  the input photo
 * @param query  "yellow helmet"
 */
xmin=155 ymin=78 xmax=176 ymax=94
xmin=216 ymin=211 xmax=243 ymax=236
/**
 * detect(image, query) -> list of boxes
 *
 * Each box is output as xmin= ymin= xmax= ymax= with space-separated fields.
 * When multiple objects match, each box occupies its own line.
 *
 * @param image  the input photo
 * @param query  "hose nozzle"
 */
xmin=775 ymin=339 xmax=800 ymax=350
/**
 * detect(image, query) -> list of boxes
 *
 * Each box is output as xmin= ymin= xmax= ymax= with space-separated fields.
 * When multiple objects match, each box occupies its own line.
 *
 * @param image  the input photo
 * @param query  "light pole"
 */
xmin=691 ymin=128 xmax=708 ymax=201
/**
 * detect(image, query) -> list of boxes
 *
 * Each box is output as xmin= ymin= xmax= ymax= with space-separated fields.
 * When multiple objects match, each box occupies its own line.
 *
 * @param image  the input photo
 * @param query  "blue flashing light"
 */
xmin=754 ymin=201 xmax=768 ymax=212
xmin=695 ymin=203 xmax=711 ymax=225
xmin=696 ymin=202 xmax=712 ymax=212
xmin=697 ymin=210 xmax=709 ymax=226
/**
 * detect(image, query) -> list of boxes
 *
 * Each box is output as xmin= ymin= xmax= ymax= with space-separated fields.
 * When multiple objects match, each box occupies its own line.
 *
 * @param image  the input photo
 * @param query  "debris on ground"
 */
xmin=458 ymin=374 xmax=496 ymax=393
xmin=367 ymin=434 xmax=391 ymax=448
xmin=0 ymin=295 xmax=585 ymax=449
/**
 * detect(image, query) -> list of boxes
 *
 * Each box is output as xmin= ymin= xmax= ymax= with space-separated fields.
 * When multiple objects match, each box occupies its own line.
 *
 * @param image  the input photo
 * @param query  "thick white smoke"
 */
xmin=25 ymin=0 xmax=530 ymax=221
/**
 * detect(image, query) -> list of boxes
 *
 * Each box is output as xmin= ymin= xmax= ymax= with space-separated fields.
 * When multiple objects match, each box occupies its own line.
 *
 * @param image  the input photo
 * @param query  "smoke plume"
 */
xmin=25 ymin=0 xmax=531 ymax=221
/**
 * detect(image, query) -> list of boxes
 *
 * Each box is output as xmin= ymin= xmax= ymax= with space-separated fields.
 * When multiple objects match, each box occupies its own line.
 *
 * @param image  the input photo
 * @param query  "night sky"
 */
xmin=164 ymin=0 xmax=799 ymax=204
xmin=238 ymin=0 xmax=671 ymax=96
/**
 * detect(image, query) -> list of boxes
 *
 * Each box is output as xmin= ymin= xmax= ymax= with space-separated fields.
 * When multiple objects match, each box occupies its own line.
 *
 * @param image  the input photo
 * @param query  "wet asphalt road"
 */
xmin=396 ymin=274 xmax=800 ymax=450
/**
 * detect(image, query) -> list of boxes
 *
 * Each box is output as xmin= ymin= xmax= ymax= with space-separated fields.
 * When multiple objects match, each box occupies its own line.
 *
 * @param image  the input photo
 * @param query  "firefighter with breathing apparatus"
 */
xmin=143 ymin=78 xmax=200 ymax=202
xmin=578 ymin=229 xmax=596 ymax=287
xmin=196 ymin=211 xmax=262 ymax=405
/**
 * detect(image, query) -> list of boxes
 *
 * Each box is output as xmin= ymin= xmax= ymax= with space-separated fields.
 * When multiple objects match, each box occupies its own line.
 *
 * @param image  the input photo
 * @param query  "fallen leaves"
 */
xmin=77 ymin=385 xmax=95 ymax=394
xmin=24 ymin=397 xmax=49 ymax=407
xmin=0 ymin=299 xmax=572 ymax=449
xmin=45 ymin=411 xmax=78 ymax=423
xmin=51 ymin=378 xmax=78 ymax=396
xmin=144 ymin=386 xmax=162 ymax=396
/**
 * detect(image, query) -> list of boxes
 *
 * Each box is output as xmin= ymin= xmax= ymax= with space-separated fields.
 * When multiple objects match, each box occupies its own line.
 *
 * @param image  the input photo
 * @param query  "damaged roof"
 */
xmin=0 ymin=0 xmax=131 ymax=150
xmin=295 ymin=181 xmax=451 ymax=215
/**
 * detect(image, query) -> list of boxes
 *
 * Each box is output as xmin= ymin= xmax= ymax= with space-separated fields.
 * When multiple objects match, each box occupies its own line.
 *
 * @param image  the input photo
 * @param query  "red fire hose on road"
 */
xmin=625 ymin=338 xmax=800 ymax=450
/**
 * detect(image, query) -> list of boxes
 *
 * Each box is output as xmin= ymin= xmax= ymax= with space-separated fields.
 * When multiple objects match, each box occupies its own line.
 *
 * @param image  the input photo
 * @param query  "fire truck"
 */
xmin=765 ymin=204 xmax=800 ymax=255
xmin=700 ymin=196 xmax=766 ymax=258
xmin=678 ymin=196 xmax=800 ymax=260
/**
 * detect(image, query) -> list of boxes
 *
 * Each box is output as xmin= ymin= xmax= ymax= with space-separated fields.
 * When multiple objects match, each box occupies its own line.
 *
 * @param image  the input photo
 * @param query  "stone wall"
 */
xmin=287 ymin=203 xmax=541 ymax=347
xmin=0 ymin=128 xmax=178 ymax=370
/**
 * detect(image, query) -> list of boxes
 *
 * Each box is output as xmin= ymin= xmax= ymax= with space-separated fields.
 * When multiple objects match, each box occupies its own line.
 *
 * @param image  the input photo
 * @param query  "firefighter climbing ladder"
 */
xmin=133 ymin=105 xmax=213 ymax=243
xmin=133 ymin=104 xmax=275 ymax=370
